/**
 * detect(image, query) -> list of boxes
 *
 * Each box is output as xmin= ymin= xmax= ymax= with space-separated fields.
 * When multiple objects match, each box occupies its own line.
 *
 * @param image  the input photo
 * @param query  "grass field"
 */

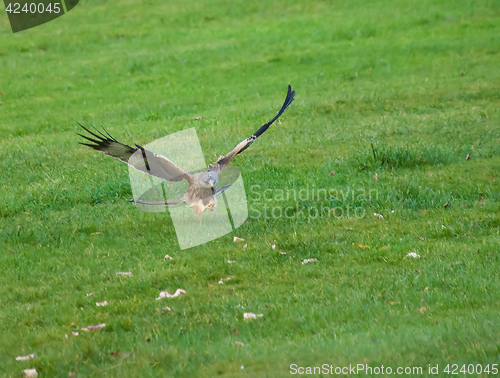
xmin=1 ymin=0 xmax=500 ymax=376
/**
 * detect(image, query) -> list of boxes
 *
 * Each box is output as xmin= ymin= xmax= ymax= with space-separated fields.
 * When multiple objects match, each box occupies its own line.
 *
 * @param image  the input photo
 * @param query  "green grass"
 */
xmin=1 ymin=0 xmax=500 ymax=376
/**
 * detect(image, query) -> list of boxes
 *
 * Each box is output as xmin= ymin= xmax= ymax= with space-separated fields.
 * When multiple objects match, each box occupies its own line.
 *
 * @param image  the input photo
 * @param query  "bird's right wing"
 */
xmin=78 ymin=124 xmax=191 ymax=182
xmin=211 ymin=85 xmax=295 ymax=172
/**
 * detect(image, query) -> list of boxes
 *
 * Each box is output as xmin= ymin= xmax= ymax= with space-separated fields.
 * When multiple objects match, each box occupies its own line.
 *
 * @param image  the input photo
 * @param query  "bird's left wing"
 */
xmin=78 ymin=124 xmax=191 ymax=183
xmin=211 ymin=85 xmax=295 ymax=172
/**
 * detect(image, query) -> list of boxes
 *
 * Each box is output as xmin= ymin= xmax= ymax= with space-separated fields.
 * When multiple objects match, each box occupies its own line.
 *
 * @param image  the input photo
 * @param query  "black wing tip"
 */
xmin=276 ymin=84 xmax=295 ymax=115
xmin=77 ymin=123 xmax=109 ymax=143
xmin=78 ymin=122 xmax=120 ymax=143
xmin=284 ymin=84 xmax=295 ymax=108
xmin=250 ymin=85 xmax=295 ymax=139
xmin=79 ymin=138 xmax=99 ymax=147
xmin=78 ymin=123 xmax=135 ymax=153
xmin=77 ymin=123 xmax=94 ymax=134
xmin=78 ymin=142 xmax=102 ymax=150
xmin=99 ymin=123 xmax=119 ymax=142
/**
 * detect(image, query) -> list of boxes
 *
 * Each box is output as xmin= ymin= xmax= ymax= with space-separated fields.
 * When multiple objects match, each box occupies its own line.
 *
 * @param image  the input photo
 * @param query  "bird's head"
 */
xmin=202 ymin=172 xmax=218 ymax=194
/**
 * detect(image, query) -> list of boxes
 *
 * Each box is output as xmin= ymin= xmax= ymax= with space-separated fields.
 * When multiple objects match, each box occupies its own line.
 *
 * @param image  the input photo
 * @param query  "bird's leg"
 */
xmin=190 ymin=201 xmax=205 ymax=220
xmin=204 ymin=203 xmax=215 ymax=215
xmin=210 ymin=201 xmax=218 ymax=218
xmin=204 ymin=196 xmax=218 ymax=217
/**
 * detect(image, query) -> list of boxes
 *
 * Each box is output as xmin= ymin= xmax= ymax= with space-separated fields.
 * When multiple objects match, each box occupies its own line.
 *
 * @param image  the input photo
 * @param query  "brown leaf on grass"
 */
xmin=420 ymin=306 xmax=426 ymax=314
xmin=466 ymin=153 xmax=470 ymax=160
xmin=302 ymin=258 xmax=318 ymax=264
xmin=444 ymin=201 xmax=450 ymax=208
xmin=22 ymin=369 xmax=38 ymax=377
xmin=405 ymin=252 xmax=420 ymax=258
xmin=73 ymin=227 xmax=77 ymax=233
xmin=68 ymin=373 xmax=76 ymax=377
xmin=389 ymin=302 xmax=395 ymax=305
xmin=156 ymin=289 xmax=186 ymax=300
xmin=233 ymin=237 xmax=244 ymax=242
xmin=218 ymin=277 xmax=232 ymax=284
xmin=109 ymin=350 xmax=121 ymax=357
xmin=232 ymin=328 xmax=239 ymax=335
xmin=81 ymin=323 xmax=106 ymax=331
xmin=330 ymin=171 xmax=335 ymax=176
xmin=16 ymin=354 xmax=35 ymax=361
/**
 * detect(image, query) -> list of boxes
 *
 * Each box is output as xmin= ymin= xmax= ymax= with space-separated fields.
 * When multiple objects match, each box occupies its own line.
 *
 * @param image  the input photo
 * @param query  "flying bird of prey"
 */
xmin=78 ymin=85 xmax=295 ymax=219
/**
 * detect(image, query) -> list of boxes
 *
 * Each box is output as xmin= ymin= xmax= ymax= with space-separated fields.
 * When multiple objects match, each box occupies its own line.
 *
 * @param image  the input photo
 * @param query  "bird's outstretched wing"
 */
xmin=211 ymin=85 xmax=295 ymax=172
xmin=78 ymin=124 xmax=191 ymax=182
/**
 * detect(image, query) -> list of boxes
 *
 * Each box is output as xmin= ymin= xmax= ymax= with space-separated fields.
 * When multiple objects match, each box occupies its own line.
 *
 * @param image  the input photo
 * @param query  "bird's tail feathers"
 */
xmin=127 ymin=198 xmax=184 ymax=206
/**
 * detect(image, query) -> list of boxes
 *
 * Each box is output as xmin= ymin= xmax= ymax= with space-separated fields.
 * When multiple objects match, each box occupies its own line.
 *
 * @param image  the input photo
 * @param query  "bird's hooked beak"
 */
xmin=210 ymin=183 xmax=215 ymax=194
